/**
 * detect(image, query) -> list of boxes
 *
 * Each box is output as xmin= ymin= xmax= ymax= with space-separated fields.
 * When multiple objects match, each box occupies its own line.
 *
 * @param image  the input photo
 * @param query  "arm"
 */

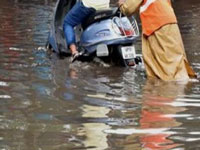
xmin=118 ymin=0 xmax=143 ymax=16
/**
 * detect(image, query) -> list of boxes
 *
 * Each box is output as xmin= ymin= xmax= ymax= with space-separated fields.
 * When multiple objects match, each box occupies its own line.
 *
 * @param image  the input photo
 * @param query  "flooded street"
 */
xmin=0 ymin=0 xmax=200 ymax=150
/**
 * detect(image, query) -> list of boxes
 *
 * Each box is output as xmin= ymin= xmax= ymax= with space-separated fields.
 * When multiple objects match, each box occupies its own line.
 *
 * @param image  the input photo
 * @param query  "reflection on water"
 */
xmin=0 ymin=0 xmax=200 ymax=150
xmin=105 ymin=80 xmax=186 ymax=150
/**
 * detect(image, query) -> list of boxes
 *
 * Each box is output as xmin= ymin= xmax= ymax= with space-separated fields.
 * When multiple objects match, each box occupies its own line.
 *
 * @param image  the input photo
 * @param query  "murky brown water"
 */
xmin=0 ymin=0 xmax=200 ymax=150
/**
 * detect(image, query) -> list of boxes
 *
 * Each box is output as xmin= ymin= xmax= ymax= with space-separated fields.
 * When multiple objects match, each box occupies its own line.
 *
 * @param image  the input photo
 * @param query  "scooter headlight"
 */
xmin=112 ymin=17 xmax=123 ymax=35
xmin=112 ymin=17 xmax=135 ymax=37
xmin=112 ymin=17 xmax=124 ymax=35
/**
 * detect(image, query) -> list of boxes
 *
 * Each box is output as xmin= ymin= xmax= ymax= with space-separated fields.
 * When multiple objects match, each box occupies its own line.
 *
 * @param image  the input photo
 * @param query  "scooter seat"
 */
xmin=82 ymin=7 xmax=118 ymax=29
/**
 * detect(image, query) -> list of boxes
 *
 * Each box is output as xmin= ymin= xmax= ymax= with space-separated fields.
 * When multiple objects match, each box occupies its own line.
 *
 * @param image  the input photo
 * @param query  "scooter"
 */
xmin=46 ymin=0 xmax=143 ymax=67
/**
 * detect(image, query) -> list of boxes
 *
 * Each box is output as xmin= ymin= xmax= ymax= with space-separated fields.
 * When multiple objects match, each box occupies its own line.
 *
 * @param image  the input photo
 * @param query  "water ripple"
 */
xmin=0 ymin=0 xmax=200 ymax=150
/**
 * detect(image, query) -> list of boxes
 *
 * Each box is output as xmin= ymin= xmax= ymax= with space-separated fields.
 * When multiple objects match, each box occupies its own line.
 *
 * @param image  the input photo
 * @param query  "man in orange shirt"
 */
xmin=118 ymin=0 xmax=196 ymax=81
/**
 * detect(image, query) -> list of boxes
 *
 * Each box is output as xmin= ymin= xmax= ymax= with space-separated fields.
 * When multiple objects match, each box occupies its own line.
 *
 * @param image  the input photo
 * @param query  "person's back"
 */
xmin=140 ymin=0 xmax=177 ymax=36
xmin=82 ymin=0 xmax=110 ymax=10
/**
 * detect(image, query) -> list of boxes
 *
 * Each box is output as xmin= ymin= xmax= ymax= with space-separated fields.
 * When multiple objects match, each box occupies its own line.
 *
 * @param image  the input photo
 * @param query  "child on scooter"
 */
xmin=63 ymin=0 xmax=110 ymax=62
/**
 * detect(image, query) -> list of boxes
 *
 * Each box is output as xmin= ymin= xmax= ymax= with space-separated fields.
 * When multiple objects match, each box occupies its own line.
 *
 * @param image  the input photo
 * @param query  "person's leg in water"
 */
xmin=63 ymin=1 xmax=95 ymax=61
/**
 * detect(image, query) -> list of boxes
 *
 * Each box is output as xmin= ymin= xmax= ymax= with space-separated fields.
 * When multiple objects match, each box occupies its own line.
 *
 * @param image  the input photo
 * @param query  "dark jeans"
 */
xmin=63 ymin=1 xmax=95 ymax=46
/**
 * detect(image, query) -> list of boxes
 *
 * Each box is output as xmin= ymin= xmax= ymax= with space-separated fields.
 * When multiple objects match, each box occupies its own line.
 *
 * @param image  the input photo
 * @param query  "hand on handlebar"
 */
xmin=118 ymin=0 xmax=126 ymax=7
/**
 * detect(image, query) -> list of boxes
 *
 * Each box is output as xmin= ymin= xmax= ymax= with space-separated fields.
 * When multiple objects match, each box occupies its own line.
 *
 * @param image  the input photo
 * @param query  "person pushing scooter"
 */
xmin=63 ymin=0 xmax=110 ymax=62
xmin=118 ymin=0 xmax=196 ymax=81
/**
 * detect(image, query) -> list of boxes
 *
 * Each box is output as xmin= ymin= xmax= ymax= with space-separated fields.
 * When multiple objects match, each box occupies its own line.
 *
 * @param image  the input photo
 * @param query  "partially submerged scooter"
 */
xmin=47 ymin=0 xmax=143 ymax=67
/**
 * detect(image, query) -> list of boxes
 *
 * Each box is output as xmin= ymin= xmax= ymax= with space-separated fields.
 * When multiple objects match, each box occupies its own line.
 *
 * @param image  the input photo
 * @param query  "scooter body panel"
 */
xmin=80 ymin=17 xmax=138 ymax=53
xmin=47 ymin=0 xmax=143 ymax=67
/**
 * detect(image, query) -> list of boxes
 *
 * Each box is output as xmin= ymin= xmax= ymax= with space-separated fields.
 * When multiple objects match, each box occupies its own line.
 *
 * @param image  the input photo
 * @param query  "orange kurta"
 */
xmin=140 ymin=0 xmax=177 ymax=36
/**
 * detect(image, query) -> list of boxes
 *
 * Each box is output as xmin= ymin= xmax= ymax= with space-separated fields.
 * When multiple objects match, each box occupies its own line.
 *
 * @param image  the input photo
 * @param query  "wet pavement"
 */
xmin=0 ymin=0 xmax=200 ymax=150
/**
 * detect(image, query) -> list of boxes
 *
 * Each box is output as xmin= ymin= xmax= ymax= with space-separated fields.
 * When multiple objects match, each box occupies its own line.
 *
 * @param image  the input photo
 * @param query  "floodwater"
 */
xmin=0 ymin=0 xmax=200 ymax=150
